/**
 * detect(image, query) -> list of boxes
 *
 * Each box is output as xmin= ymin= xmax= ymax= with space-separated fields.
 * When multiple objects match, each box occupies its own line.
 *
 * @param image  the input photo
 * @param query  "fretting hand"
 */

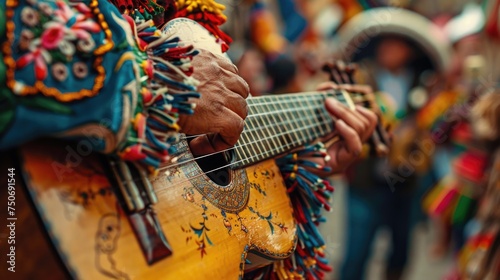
xmin=179 ymin=50 xmax=250 ymax=156
xmin=318 ymin=82 xmax=378 ymax=174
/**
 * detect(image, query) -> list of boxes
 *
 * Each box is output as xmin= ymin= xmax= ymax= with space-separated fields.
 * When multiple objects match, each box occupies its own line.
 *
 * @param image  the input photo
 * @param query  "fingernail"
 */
xmin=326 ymin=98 xmax=340 ymax=108
xmin=335 ymin=119 xmax=346 ymax=127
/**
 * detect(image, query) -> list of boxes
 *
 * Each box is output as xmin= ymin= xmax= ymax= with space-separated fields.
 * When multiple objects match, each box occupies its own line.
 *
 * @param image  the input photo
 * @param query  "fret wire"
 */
xmin=239 ymin=113 xmax=327 ymax=140
xmin=234 ymin=146 xmax=247 ymax=166
xmin=271 ymin=96 xmax=290 ymax=155
xmin=270 ymin=100 xmax=291 ymax=152
xmin=251 ymin=96 xmax=273 ymax=160
xmin=230 ymin=117 xmax=335 ymax=168
xmin=246 ymin=91 xmax=368 ymax=108
xmin=155 ymin=118 xmax=336 ymax=191
xmin=246 ymin=90 xmax=351 ymax=106
xmin=276 ymin=96 xmax=298 ymax=150
xmin=267 ymin=100 xmax=287 ymax=155
xmin=310 ymin=95 xmax=333 ymax=136
xmin=245 ymin=103 xmax=266 ymax=161
xmin=232 ymin=91 xmax=363 ymax=167
xmin=245 ymin=92 xmax=363 ymax=120
xmin=314 ymin=95 xmax=329 ymax=136
xmin=303 ymin=95 xmax=324 ymax=138
xmin=260 ymin=97 xmax=281 ymax=159
xmin=289 ymin=95 xmax=311 ymax=145
xmin=237 ymin=121 xmax=253 ymax=165
xmin=301 ymin=95 xmax=322 ymax=139
xmin=247 ymin=95 xmax=324 ymax=106
xmin=246 ymin=92 xmax=367 ymax=107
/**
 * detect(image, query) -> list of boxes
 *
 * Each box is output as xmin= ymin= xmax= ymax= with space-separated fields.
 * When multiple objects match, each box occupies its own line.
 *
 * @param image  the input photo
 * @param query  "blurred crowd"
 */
xmin=220 ymin=0 xmax=500 ymax=279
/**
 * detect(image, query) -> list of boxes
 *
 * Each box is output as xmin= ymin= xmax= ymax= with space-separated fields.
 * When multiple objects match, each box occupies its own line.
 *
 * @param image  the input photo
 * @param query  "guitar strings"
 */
xmin=161 ymin=93 xmax=350 ymax=169
xmin=153 ymin=118 xmax=335 ymax=195
xmin=109 ymin=117 xmax=334 ymax=196
xmin=112 ymin=92 xmax=374 ymax=193
xmin=176 ymin=92 xmax=367 ymax=140
xmin=110 ymin=112 xmax=335 ymax=192
xmin=161 ymin=113 xmax=333 ymax=171
xmin=177 ymin=95 xmax=331 ymax=140
xmin=177 ymin=94 xmax=371 ymax=144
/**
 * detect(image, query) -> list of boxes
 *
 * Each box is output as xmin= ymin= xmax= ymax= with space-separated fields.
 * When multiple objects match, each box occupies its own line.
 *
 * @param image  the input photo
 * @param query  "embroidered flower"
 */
xmin=73 ymin=62 xmax=88 ymax=79
xmin=19 ymin=30 xmax=35 ymax=51
xmin=15 ymin=1 xmax=100 ymax=81
xmin=21 ymin=6 xmax=39 ymax=27
xmin=53 ymin=1 xmax=100 ymax=40
xmin=40 ymin=23 xmax=65 ymax=50
xmin=77 ymin=36 xmax=96 ymax=53
xmin=16 ymin=46 xmax=52 ymax=81
xmin=52 ymin=63 xmax=68 ymax=82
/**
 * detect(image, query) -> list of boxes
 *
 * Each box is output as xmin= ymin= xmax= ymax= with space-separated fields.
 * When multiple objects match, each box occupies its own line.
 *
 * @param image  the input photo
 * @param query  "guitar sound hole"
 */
xmin=194 ymin=150 xmax=232 ymax=186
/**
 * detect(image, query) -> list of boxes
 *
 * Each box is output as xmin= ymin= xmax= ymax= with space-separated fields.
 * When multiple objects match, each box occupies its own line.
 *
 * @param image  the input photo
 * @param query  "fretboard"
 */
xmin=231 ymin=90 xmax=349 ymax=169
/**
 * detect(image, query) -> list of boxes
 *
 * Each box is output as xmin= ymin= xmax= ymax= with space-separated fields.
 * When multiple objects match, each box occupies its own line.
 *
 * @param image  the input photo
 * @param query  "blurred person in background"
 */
xmin=333 ymin=8 xmax=451 ymax=280
xmin=419 ymin=2 xmax=486 ymax=261
xmin=222 ymin=0 xmax=300 ymax=93
xmin=419 ymin=3 xmax=500 ymax=279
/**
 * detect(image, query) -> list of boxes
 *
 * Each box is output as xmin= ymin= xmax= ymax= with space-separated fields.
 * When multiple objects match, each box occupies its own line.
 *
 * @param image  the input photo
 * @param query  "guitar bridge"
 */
xmin=108 ymin=159 xmax=172 ymax=264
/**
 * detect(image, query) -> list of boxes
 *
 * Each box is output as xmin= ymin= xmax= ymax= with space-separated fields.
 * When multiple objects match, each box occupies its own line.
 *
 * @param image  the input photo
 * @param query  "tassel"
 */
xmin=249 ymin=142 xmax=334 ymax=279
xmin=118 ymin=16 xmax=200 ymax=171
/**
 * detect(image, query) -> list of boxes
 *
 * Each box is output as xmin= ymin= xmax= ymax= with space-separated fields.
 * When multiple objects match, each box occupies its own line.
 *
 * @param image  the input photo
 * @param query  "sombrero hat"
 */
xmin=332 ymin=8 xmax=452 ymax=72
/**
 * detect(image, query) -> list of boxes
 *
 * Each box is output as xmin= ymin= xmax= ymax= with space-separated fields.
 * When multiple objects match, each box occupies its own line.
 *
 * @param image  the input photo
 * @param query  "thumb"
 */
xmin=189 ymin=134 xmax=233 ymax=157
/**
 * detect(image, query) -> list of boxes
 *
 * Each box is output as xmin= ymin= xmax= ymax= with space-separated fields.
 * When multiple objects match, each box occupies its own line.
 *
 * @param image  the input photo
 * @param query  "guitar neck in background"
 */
xmin=231 ymin=90 xmax=353 ymax=169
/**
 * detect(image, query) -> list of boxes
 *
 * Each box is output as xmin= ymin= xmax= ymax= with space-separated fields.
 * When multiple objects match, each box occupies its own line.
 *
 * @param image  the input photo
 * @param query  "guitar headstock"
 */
xmin=322 ymin=61 xmax=392 ymax=157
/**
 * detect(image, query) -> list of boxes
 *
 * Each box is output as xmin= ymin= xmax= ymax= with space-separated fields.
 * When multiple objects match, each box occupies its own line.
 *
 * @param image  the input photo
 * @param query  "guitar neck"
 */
xmin=232 ymin=90 xmax=352 ymax=169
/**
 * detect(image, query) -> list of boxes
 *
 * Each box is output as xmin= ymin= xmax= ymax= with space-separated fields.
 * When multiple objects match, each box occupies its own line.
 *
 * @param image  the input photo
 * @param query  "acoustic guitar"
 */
xmin=0 ymin=19 xmax=388 ymax=280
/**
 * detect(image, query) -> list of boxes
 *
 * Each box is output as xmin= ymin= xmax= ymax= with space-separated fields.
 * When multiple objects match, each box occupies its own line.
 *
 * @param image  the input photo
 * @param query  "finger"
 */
xmin=190 ymin=134 xmax=230 ymax=156
xmin=325 ymin=98 xmax=365 ymax=135
xmin=355 ymin=105 xmax=378 ymax=141
xmin=194 ymin=50 xmax=239 ymax=74
xmin=353 ymin=108 xmax=372 ymax=139
xmin=316 ymin=81 xmax=339 ymax=91
xmin=327 ymin=142 xmax=357 ymax=173
xmin=223 ymin=94 xmax=248 ymax=119
xmin=217 ymin=54 xmax=240 ymax=74
xmin=221 ymin=68 xmax=250 ymax=98
xmin=335 ymin=120 xmax=362 ymax=156
xmin=189 ymin=109 xmax=244 ymax=156
xmin=216 ymin=109 xmax=245 ymax=146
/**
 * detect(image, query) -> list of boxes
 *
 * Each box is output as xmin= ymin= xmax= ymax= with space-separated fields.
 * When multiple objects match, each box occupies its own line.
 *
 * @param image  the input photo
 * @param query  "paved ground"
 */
xmin=319 ymin=177 xmax=454 ymax=280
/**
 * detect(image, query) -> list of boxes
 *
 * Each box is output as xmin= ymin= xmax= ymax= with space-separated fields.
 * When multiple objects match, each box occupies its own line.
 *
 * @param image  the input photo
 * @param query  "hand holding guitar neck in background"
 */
xmin=317 ymin=82 xmax=378 ymax=174
xmin=179 ymin=50 xmax=250 ymax=156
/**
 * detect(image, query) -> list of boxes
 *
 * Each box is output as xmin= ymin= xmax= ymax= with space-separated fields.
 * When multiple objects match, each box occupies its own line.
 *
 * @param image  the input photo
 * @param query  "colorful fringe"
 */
xmin=423 ymin=151 xmax=488 ymax=225
xmin=175 ymin=0 xmax=232 ymax=52
xmin=108 ymin=0 xmax=165 ymax=19
xmin=118 ymin=15 xmax=199 ymax=171
xmin=108 ymin=0 xmax=179 ymax=26
xmin=249 ymin=143 xmax=334 ymax=279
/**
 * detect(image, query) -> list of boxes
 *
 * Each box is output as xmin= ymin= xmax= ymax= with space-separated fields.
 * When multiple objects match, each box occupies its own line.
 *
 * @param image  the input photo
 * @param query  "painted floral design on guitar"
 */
xmin=247 ymin=205 xmax=288 ymax=235
xmin=180 ymin=165 xmax=288 ymax=258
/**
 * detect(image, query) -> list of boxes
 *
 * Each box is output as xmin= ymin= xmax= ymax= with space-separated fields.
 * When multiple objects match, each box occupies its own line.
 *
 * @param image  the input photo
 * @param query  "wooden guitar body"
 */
xmin=15 ymin=139 xmax=297 ymax=279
